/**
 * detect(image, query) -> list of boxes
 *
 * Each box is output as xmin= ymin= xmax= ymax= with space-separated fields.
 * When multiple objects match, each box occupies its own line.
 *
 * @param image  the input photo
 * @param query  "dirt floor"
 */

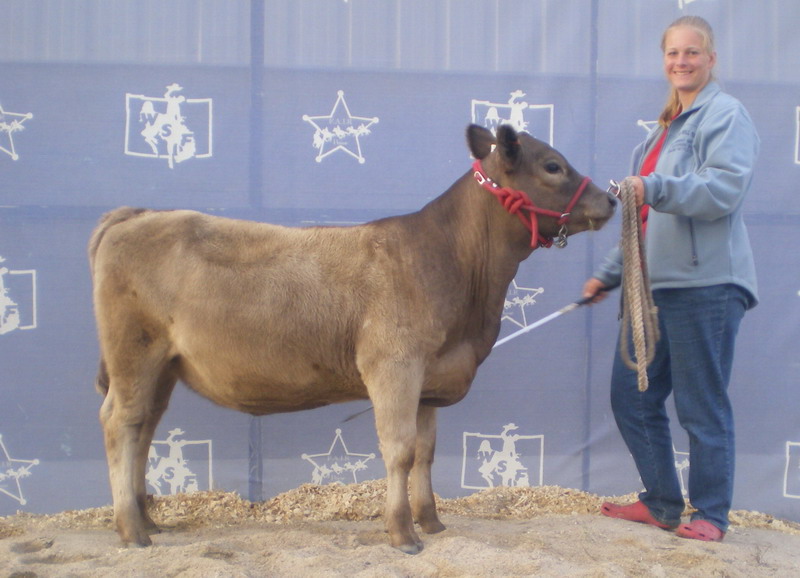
xmin=3 ymin=480 xmax=800 ymax=577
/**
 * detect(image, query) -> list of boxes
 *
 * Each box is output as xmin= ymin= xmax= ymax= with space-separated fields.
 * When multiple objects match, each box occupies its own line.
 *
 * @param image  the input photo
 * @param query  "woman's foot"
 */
xmin=601 ymin=500 xmax=679 ymax=530
xmin=676 ymin=519 xmax=725 ymax=542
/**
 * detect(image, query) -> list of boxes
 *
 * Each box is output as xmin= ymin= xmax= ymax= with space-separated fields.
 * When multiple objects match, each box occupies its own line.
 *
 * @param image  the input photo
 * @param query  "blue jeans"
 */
xmin=610 ymin=284 xmax=749 ymax=532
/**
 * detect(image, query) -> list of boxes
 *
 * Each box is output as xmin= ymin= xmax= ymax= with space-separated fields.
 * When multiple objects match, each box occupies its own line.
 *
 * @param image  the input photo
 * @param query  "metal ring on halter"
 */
xmin=555 ymin=224 xmax=569 ymax=248
xmin=607 ymin=179 xmax=622 ymax=198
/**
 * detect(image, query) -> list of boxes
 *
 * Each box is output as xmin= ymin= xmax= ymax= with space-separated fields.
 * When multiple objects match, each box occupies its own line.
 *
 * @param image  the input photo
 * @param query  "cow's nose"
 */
xmin=607 ymin=192 xmax=618 ymax=207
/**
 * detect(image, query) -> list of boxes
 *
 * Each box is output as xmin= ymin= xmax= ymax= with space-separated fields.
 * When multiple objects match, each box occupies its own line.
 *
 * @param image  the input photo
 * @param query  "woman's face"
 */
xmin=663 ymin=26 xmax=716 ymax=101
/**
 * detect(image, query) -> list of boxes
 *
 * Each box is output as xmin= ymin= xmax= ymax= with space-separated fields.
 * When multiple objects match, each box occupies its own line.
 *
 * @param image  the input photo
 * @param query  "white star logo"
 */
xmin=301 ymin=428 xmax=376 ymax=484
xmin=637 ymin=119 xmax=659 ymax=135
xmin=0 ymin=434 xmax=40 ymax=505
xmin=303 ymin=91 xmax=379 ymax=163
xmin=502 ymin=281 xmax=545 ymax=330
xmin=0 ymin=104 xmax=34 ymax=161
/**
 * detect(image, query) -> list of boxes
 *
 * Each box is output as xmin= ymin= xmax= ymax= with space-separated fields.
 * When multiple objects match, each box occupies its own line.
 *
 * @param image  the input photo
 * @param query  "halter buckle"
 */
xmin=607 ymin=179 xmax=622 ymax=198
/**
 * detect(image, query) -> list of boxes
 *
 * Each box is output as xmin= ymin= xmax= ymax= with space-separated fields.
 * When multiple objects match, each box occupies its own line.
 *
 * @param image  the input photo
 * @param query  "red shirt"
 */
xmin=638 ymin=128 xmax=669 ymax=235
xmin=639 ymin=109 xmax=682 ymax=234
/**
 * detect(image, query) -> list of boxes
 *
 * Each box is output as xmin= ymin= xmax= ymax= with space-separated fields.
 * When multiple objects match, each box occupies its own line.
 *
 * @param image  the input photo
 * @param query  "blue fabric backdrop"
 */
xmin=1 ymin=0 xmax=799 ymax=525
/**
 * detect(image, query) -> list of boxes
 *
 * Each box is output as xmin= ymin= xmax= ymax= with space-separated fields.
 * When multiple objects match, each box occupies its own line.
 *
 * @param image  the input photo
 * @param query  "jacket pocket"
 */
xmin=688 ymin=219 xmax=699 ymax=266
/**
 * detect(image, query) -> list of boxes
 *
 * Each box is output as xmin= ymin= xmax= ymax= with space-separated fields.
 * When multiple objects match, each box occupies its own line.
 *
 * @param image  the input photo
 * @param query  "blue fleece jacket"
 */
xmin=593 ymin=81 xmax=760 ymax=308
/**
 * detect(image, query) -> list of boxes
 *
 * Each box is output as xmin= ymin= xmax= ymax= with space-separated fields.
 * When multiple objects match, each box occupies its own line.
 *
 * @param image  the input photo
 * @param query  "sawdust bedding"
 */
xmin=3 ymin=480 xmax=800 ymax=577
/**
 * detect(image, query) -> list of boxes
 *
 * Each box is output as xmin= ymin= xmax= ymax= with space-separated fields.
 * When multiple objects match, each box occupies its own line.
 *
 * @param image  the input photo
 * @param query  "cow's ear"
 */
xmin=495 ymin=124 xmax=522 ymax=168
xmin=467 ymin=124 xmax=495 ymax=160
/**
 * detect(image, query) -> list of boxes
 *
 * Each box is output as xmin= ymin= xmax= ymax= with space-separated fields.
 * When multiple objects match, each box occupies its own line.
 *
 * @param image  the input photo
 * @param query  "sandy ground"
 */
xmin=3 ymin=481 xmax=800 ymax=577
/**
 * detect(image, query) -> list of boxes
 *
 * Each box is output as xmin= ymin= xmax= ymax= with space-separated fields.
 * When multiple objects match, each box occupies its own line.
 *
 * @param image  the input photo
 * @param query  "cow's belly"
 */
xmin=172 ymin=326 xmax=480 ymax=413
xmin=175 ymin=350 xmax=368 ymax=416
xmin=184 ymin=374 xmax=369 ymax=415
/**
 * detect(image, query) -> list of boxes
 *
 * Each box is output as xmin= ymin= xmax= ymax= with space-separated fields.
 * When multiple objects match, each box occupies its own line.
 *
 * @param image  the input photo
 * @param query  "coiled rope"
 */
xmin=618 ymin=178 xmax=660 ymax=392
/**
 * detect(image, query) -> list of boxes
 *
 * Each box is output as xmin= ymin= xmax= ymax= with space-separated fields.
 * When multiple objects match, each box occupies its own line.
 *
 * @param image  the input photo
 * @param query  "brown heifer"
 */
xmin=89 ymin=124 xmax=615 ymax=554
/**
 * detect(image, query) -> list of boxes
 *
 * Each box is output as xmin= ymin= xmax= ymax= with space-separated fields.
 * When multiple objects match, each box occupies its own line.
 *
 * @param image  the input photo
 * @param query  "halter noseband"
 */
xmin=472 ymin=159 xmax=592 ymax=249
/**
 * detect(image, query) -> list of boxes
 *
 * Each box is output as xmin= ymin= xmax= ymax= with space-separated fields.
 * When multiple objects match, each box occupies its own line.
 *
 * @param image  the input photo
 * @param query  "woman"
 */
xmin=583 ymin=15 xmax=759 ymax=542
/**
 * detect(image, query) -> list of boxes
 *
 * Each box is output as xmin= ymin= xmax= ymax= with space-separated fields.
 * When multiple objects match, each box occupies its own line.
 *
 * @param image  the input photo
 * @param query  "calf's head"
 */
xmin=467 ymin=124 xmax=616 ymax=244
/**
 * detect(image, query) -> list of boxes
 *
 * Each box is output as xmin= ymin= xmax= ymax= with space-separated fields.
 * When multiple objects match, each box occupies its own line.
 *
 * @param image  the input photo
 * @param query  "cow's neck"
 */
xmin=418 ymin=172 xmax=536 ymax=348
xmin=439 ymin=170 xmax=534 ymax=268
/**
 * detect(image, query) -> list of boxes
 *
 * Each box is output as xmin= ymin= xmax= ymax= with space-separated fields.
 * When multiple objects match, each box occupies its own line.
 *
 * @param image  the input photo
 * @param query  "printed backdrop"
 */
xmin=1 ymin=0 xmax=799 ymax=525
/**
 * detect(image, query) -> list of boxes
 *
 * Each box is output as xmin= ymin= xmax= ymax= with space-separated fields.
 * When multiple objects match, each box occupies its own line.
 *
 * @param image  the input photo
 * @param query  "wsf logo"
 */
xmin=471 ymin=90 xmax=554 ymax=145
xmin=674 ymin=445 xmax=690 ymax=496
xmin=125 ymin=83 xmax=213 ymax=169
xmin=146 ymin=428 xmax=213 ymax=495
xmin=784 ymin=441 xmax=800 ymax=499
xmin=0 ymin=255 xmax=37 ymax=335
xmin=461 ymin=423 xmax=544 ymax=490
xmin=795 ymin=107 xmax=800 ymax=165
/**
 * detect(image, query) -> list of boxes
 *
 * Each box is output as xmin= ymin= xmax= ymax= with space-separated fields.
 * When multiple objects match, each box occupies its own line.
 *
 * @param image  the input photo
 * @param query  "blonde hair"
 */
xmin=658 ymin=16 xmax=716 ymax=128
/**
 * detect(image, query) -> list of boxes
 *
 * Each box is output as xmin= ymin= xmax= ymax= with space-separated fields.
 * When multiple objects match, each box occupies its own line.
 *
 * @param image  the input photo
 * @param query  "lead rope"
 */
xmin=618 ymin=178 xmax=659 ymax=392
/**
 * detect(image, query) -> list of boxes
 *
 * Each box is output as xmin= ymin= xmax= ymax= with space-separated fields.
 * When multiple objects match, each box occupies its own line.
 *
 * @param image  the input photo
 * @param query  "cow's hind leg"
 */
xmin=411 ymin=405 xmax=445 ymax=534
xmin=368 ymin=363 xmax=424 ymax=554
xmin=99 ymin=354 xmax=176 ymax=547
xmin=135 ymin=373 xmax=177 ymax=533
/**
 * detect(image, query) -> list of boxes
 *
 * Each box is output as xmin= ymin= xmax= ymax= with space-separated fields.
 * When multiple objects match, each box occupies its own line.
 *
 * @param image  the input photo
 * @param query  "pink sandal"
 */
xmin=601 ymin=500 xmax=679 ymax=530
xmin=676 ymin=519 xmax=725 ymax=542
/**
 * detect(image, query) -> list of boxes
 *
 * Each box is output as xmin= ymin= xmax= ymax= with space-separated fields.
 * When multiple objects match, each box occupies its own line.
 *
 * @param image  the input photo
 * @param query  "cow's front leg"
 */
xmin=411 ymin=404 xmax=446 ymax=534
xmin=369 ymin=366 xmax=424 ymax=554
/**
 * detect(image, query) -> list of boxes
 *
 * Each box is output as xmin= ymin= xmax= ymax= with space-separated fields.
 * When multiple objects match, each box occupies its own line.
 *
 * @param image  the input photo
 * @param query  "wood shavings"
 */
xmin=2 ymin=481 xmax=798 ymax=536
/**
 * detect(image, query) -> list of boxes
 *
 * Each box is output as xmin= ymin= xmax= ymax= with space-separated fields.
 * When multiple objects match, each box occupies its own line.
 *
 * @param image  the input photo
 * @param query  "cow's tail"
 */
xmin=89 ymin=207 xmax=148 ymax=397
xmin=88 ymin=206 xmax=148 ymax=276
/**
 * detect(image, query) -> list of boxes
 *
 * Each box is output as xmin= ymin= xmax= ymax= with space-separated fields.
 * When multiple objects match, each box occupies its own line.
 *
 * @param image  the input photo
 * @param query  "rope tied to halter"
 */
xmin=617 ymin=178 xmax=660 ymax=392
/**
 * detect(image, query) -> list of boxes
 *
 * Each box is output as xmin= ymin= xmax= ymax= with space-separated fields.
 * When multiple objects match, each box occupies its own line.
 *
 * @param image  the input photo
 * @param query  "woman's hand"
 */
xmin=624 ymin=176 xmax=646 ymax=207
xmin=582 ymin=278 xmax=610 ymax=304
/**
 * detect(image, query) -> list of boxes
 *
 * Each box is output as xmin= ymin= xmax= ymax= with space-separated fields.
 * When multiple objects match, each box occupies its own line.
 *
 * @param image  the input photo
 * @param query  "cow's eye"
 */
xmin=544 ymin=161 xmax=561 ymax=174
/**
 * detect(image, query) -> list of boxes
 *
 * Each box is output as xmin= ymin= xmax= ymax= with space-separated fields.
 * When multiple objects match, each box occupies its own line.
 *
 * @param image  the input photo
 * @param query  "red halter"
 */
xmin=472 ymin=159 xmax=592 ymax=249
